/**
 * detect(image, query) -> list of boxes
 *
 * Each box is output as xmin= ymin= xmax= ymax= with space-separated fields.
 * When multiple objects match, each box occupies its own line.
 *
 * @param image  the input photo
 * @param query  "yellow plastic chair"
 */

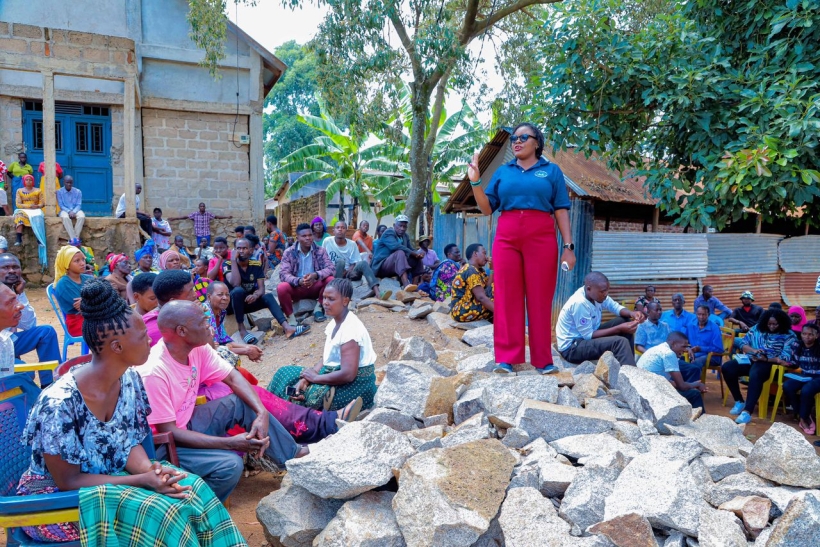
xmin=760 ymin=364 xmax=787 ymax=420
xmin=701 ymin=331 xmax=733 ymax=405
xmin=14 ymin=360 xmax=60 ymax=380
xmin=815 ymin=393 xmax=820 ymax=431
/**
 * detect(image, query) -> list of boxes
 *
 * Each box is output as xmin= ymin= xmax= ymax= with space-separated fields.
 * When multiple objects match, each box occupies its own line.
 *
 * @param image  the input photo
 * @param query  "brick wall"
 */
xmin=0 ymin=22 xmax=134 ymax=64
xmin=142 ymin=108 xmax=252 ymax=242
xmin=284 ymin=192 xmax=327 ymax=236
xmin=593 ymin=218 xmax=685 ymax=233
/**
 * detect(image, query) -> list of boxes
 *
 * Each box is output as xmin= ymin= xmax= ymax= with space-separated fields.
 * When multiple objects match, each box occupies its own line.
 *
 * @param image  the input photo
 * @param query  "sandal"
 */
xmin=380 ymin=290 xmax=392 ymax=300
xmin=800 ymin=418 xmax=816 ymax=435
xmin=287 ymin=324 xmax=311 ymax=339
xmin=340 ymin=397 xmax=364 ymax=422
xmin=403 ymin=284 xmax=418 ymax=293
xmin=243 ymin=333 xmax=258 ymax=344
xmin=323 ymin=387 xmax=336 ymax=411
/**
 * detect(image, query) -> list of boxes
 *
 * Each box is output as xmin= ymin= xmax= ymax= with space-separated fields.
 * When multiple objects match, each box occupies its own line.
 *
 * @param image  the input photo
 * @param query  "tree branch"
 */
xmin=423 ymin=68 xmax=453 ymax=159
xmin=471 ymin=0 xmax=562 ymax=41
xmin=388 ymin=9 xmax=422 ymax=80
xmin=460 ymin=0 xmax=481 ymax=43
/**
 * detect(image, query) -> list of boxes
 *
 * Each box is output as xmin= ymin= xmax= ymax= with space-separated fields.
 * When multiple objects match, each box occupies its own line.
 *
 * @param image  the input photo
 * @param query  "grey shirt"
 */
xmin=298 ymin=249 xmax=315 ymax=277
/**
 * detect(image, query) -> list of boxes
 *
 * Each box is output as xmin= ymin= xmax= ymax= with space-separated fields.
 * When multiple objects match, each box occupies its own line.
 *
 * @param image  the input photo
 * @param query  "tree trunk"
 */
xmin=352 ymin=196 xmax=360 ymax=229
xmin=404 ymin=85 xmax=432 ymax=238
xmin=424 ymin=184 xmax=434 ymax=238
xmin=338 ymin=188 xmax=346 ymax=222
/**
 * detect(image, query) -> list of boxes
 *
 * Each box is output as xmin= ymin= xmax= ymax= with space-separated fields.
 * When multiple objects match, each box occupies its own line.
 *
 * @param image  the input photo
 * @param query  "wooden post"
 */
xmin=651 ymin=207 xmax=660 ymax=233
xmin=42 ymin=70 xmax=57 ymax=217
xmin=123 ymin=76 xmax=136 ymax=217
xmin=755 ymin=214 xmax=762 ymax=234
xmin=806 ymin=221 xmax=810 ymax=236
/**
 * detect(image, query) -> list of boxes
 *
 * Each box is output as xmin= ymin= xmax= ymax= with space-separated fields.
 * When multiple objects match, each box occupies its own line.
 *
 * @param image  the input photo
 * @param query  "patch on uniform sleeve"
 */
xmin=579 ymin=317 xmax=590 ymax=326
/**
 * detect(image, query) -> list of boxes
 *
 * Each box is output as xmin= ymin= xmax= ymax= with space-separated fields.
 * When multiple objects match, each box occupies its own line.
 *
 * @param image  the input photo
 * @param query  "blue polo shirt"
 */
xmin=685 ymin=321 xmax=723 ymax=358
xmin=661 ymin=309 xmax=696 ymax=334
xmin=485 ymin=157 xmax=571 ymax=214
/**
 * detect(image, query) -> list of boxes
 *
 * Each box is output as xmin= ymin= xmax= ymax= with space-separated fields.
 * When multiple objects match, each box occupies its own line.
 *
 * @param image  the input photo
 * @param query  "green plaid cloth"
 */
xmin=78 ymin=467 xmax=247 ymax=547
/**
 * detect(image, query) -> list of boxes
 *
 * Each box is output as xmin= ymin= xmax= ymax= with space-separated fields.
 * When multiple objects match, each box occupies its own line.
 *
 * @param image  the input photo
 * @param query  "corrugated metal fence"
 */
xmin=591 ymin=232 xmax=709 ymax=281
xmin=778 ymin=236 xmax=820 ymax=308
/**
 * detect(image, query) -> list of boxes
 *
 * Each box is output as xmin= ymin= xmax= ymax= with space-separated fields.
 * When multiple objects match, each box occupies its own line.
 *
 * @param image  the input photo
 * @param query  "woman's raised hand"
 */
xmin=467 ymin=152 xmax=481 ymax=183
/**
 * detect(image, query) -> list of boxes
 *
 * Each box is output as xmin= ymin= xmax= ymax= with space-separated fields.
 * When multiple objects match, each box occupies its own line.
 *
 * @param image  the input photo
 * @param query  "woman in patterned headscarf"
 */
xmin=158 ymin=249 xmax=182 ymax=271
xmin=104 ymin=253 xmax=132 ymax=300
xmin=13 ymin=173 xmax=44 ymax=247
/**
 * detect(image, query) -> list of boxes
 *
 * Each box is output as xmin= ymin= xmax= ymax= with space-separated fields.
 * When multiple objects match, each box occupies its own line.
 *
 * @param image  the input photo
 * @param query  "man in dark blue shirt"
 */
xmin=370 ymin=215 xmax=425 ymax=291
xmin=682 ymin=305 xmax=724 ymax=382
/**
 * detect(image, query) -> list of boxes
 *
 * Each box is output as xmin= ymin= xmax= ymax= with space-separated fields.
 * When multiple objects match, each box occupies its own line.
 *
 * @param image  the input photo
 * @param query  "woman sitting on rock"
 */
xmin=268 ymin=278 xmax=378 ymax=411
xmin=200 ymin=280 xmax=362 ymax=444
xmin=449 ymin=243 xmax=494 ymax=323
xmin=722 ymin=309 xmax=795 ymax=425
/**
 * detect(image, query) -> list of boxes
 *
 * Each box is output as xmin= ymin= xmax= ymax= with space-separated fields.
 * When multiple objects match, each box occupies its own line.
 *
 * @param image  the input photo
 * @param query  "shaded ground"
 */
xmin=10 ymin=288 xmax=819 ymax=546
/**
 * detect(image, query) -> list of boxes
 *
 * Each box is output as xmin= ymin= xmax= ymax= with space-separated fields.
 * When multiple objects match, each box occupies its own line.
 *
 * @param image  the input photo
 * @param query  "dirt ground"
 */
xmin=10 ymin=288 xmax=819 ymax=546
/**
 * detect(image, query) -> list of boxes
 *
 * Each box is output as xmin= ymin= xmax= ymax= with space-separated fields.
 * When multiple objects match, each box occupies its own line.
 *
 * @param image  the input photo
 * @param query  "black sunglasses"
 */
xmin=510 ymin=134 xmax=536 ymax=144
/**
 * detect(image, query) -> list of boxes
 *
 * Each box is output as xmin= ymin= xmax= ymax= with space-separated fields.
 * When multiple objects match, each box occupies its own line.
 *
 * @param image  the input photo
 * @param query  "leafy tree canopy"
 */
xmin=263 ymin=41 xmax=323 ymax=195
xmin=528 ymin=0 xmax=820 ymax=230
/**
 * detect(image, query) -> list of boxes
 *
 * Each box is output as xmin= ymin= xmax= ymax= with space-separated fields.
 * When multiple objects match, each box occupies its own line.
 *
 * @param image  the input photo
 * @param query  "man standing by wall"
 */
xmin=56 ymin=175 xmax=85 ymax=241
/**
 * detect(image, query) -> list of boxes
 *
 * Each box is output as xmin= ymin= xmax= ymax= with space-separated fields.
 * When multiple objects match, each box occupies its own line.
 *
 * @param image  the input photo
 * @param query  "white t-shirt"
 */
xmin=637 ymin=342 xmax=680 ymax=380
xmin=555 ymin=287 xmax=625 ymax=352
xmin=323 ymin=312 xmax=376 ymax=370
xmin=115 ymin=193 xmax=140 ymax=217
xmin=322 ymin=237 xmax=361 ymax=267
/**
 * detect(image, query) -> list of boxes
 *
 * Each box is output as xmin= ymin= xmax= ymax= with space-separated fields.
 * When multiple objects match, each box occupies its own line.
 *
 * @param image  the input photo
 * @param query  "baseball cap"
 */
xmin=740 ymin=291 xmax=754 ymax=301
xmin=395 ymin=214 xmax=410 ymax=223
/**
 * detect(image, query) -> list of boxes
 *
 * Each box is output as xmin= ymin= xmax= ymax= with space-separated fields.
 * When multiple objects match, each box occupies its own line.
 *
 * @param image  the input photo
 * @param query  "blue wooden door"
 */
xmin=22 ymin=101 xmax=113 ymax=216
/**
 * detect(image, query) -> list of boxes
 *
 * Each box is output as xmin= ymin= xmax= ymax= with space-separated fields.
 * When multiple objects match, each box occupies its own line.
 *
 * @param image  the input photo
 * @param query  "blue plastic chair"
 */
xmin=0 ymin=374 xmax=161 ymax=546
xmin=45 ymin=284 xmax=88 ymax=362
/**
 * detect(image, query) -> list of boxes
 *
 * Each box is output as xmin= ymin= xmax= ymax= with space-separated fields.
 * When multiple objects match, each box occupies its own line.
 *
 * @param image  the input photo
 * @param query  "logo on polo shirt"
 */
xmin=534 ymin=171 xmax=548 ymax=178
xmin=579 ymin=317 xmax=589 ymax=326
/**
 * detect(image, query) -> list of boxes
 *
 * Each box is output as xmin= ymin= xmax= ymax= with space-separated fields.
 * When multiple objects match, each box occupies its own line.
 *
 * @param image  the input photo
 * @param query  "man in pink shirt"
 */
xmin=137 ymin=300 xmax=305 ymax=501
xmin=141 ymin=270 xmax=197 ymax=346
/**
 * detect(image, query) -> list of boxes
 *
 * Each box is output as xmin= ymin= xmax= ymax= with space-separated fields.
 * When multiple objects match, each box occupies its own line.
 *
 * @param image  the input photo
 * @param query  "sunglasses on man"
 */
xmin=509 ymin=134 xmax=536 ymax=144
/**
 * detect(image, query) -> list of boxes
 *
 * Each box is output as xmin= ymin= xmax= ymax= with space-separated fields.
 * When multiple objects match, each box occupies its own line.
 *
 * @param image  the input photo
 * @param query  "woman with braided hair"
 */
xmin=269 ymin=278 xmax=378 ymax=411
xmin=16 ymin=279 xmax=247 ymax=545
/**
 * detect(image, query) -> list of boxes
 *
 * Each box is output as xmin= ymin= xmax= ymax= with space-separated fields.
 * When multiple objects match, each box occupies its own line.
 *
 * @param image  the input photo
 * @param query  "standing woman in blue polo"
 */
xmin=467 ymin=123 xmax=575 ymax=374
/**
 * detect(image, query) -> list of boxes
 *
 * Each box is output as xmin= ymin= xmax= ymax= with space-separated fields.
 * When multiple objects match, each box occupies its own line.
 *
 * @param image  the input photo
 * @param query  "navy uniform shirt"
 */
xmin=485 ymin=157 xmax=572 ymax=214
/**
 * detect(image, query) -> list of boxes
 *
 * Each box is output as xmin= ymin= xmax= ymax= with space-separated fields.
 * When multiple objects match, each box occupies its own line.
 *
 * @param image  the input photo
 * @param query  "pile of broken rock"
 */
xmin=256 ymin=334 xmax=820 ymax=547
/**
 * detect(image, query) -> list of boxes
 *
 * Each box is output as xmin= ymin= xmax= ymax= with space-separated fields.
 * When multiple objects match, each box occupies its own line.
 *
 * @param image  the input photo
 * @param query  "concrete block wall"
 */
xmin=0 ymin=22 xmax=135 ymax=64
xmin=142 ymin=108 xmax=253 ymax=243
xmin=593 ymin=218 xmax=685 ymax=233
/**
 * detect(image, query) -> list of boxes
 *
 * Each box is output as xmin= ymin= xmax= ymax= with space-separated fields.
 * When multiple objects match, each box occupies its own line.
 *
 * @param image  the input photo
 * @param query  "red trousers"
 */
xmin=493 ymin=210 xmax=558 ymax=367
xmin=276 ymin=276 xmax=333 ymax=316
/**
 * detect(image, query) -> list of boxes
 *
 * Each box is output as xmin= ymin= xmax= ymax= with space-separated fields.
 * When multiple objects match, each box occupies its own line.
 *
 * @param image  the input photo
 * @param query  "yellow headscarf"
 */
xmin=54 ymin=245 xmax=81 ymax=284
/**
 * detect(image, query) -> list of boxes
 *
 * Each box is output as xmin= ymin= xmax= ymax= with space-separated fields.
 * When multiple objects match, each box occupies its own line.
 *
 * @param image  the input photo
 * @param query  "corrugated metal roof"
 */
xmin=778 ymin=236 xmax=820 ymax=273
xmin=444 ymin=129 xmax=657 ymax=213
xmin=703 ymin=274 xmax=782 ymax=309
xmin=591 ymin=232 xmax=709 ymax=281
xmin=781 ymin=272 xmax=820 ymax=309
xmin=706 ymin=234 xmax=783 ymax=275
xmin=546 ymin=149 xmax=655 ymax=206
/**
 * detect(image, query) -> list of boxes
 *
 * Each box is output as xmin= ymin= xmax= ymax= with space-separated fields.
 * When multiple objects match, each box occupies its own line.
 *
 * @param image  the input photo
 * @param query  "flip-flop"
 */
xmin=243 ymin=333 xmax=258 ymax=344
xmin=404 ymin=284 xmax=418 ymax=292
xmin=341 ymin=397 xmax=364 ymax=422
xmin=287 ymin=324 xmax=311 ymax=339
xmin=314 ymin=310 xmax=327 ymax=322
xmin=323 ymin=387 xmax=336 ymax=411
xmin=380 ymin=290 xmax=393 ymax=300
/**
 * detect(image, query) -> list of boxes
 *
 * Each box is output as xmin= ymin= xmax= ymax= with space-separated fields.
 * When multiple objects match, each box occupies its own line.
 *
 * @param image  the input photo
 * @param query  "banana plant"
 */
xmin=270 ymin=99 xmax=405 ymax=228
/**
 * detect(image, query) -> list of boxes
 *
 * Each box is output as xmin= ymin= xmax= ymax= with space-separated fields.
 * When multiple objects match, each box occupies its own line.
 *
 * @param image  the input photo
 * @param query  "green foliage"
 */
xmin=383 ymin=82 xmax=489 ymax=202
xmin=529 ymin=0 xmax=820 ymax=230
xmin=263 ymin=41 xmax=323 ymax=196
xmin=269 ymin=101 xmax=405 ymax=222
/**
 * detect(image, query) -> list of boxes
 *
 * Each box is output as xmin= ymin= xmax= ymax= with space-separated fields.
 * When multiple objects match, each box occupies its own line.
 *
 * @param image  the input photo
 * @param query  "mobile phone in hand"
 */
xmin=285 ymin=386 xmax=298 ymax=398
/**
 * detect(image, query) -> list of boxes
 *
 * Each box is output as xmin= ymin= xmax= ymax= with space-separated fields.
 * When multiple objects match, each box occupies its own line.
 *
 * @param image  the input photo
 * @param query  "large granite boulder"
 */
xmin=312 ymin=491 xmax=405 ymax=547
xmin=456 ymin=352 xmax=496 ymax=374
xmin=604 ymin=453 xmax=702 ymax=535
xmin=746 ymin=422 xmax=820 ymax=488
xmin=718 ymin=495 xmax=771 ymax=536
xmin=361 ymin=408 xmax=419 ymax=432
xmin=374 ymin=361 xmax=458 ymax=419
xmin=704 ymin=472 xmax=803 ymax=515
xmin=287 ymin=422 xmax=416 ymax=499
xmin=256 ymin=476 xmax=344 ymax=547
xmin=498 ymin=487 xmax=573 ymax=547
xmin=384 ymin=332 xmax=438 ymax=362
xmin=617 ymin=366 xmax=691 ymax=433
xmin=765 ymin=491 xmax=820 ymax=546
xmin=514 ymin=400 xmax=616 ymax=442
xmin=392 ymin=439 xmax=515 ymax=547
xmin=666 ymin=414 xmax=753 ymax=458
xmin=594 ymin=351 xmax=621 ymax=388
xmin=588 ymin=513 xmax=656 ymax=547
xmin=697 ymin=507 xmax=748 ymax=547
xmin=462 ymin=325 xmax=494 ymax=349
xmin=481 ymin=375 xmax=559 ymax=428
xmin=550 ymin=433 xmax=637 ymax=461
xmin=559 ymin=459 xmax=626 ymax=532
xmin=700 ymin=455 xmax=746 ymax=482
